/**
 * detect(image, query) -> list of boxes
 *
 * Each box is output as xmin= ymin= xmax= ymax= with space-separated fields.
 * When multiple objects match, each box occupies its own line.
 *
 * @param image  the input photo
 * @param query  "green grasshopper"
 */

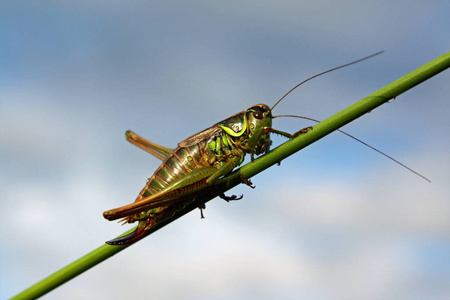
xmin=103 ymin=104 xmax=311 ymax=245
xmin=103 ymin=52 xmax=426 ymax=245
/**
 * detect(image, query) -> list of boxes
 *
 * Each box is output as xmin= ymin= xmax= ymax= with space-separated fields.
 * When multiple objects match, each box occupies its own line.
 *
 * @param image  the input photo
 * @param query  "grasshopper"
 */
xmin=103 ymin=104 xmax=310 ymax=245
xmin=103 ymin=52 xmax=427 ymax=245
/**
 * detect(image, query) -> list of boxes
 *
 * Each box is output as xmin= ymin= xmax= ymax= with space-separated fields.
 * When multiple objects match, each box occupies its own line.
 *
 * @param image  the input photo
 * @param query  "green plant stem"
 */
xmin=10 ymin=51 xmax=449 ymax=300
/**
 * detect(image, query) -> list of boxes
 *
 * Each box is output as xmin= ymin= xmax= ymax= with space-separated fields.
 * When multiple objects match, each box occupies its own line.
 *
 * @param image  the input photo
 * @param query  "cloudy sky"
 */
xmin=1 ymin=1 xmax=449 ymax=299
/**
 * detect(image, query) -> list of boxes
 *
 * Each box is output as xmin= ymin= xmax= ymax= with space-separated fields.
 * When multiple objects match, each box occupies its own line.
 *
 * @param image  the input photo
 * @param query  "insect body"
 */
xmin=103 ymin=52 xmax=427 ymax=245
xmin=103 ymin=104 xmax=309 ymax=245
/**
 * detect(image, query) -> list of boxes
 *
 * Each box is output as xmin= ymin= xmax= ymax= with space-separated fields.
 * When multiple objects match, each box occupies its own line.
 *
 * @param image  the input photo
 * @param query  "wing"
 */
xmin=177 ymin=126 xmax=222 ymax=148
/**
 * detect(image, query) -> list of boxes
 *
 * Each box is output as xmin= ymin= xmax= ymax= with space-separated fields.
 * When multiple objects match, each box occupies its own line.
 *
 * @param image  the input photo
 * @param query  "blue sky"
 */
xmin=1 ymin=2 xmax=449 ymax=299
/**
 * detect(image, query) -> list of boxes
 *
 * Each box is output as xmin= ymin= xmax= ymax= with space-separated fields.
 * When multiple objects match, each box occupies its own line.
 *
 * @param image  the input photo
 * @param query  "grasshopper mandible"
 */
xmin=103 ymin=52 xmax=426 ymax=245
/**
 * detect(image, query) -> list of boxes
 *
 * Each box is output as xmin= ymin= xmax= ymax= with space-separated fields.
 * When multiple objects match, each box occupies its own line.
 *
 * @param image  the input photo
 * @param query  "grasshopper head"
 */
xmin=245 ymin=104 xmax=273 ymax=155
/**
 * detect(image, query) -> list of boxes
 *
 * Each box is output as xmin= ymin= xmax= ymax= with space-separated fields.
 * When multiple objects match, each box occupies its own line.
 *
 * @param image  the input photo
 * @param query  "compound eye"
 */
xmin=253 ymin=110 xmax=263 ymax=119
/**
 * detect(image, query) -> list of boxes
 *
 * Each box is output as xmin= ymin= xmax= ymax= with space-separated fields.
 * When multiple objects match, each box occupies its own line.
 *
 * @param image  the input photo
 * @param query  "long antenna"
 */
xmin=274 ymin=114 xmax=431 ymax=182
xmin=271 ymin=51 xmax=384 ymax=112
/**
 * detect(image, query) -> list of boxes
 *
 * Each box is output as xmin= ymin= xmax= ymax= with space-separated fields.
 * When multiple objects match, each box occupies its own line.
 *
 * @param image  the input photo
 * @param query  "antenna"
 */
xmin=273 ymin=114 xmax=431 ymax=182
xmin=271 ymin=51 xmax=384 ymax=112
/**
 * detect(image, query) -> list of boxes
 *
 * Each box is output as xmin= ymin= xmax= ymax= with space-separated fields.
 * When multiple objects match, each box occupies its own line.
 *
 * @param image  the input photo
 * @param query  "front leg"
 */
xmin=263 ymin=126 xmax=313 ymax=139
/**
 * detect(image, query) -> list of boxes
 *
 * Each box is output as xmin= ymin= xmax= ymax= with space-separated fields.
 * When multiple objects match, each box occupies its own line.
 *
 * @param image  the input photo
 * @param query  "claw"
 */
xmin=292 ymin=126 xmax=313 ymax=138
xmin=219 ymin=193 xmax=243 ymax=202
xmin=240 ymin=174 xmax=255 ymax=189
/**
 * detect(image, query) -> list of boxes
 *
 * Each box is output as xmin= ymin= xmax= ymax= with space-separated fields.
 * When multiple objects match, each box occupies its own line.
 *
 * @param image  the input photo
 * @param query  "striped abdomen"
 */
xmin=139 ymin=138 xmax=214 ymax=199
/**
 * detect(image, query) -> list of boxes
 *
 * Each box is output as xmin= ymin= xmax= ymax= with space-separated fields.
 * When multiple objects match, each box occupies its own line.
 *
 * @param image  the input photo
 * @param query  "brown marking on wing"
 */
xmin=178 ymin=126 xmax=222 ymax=148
